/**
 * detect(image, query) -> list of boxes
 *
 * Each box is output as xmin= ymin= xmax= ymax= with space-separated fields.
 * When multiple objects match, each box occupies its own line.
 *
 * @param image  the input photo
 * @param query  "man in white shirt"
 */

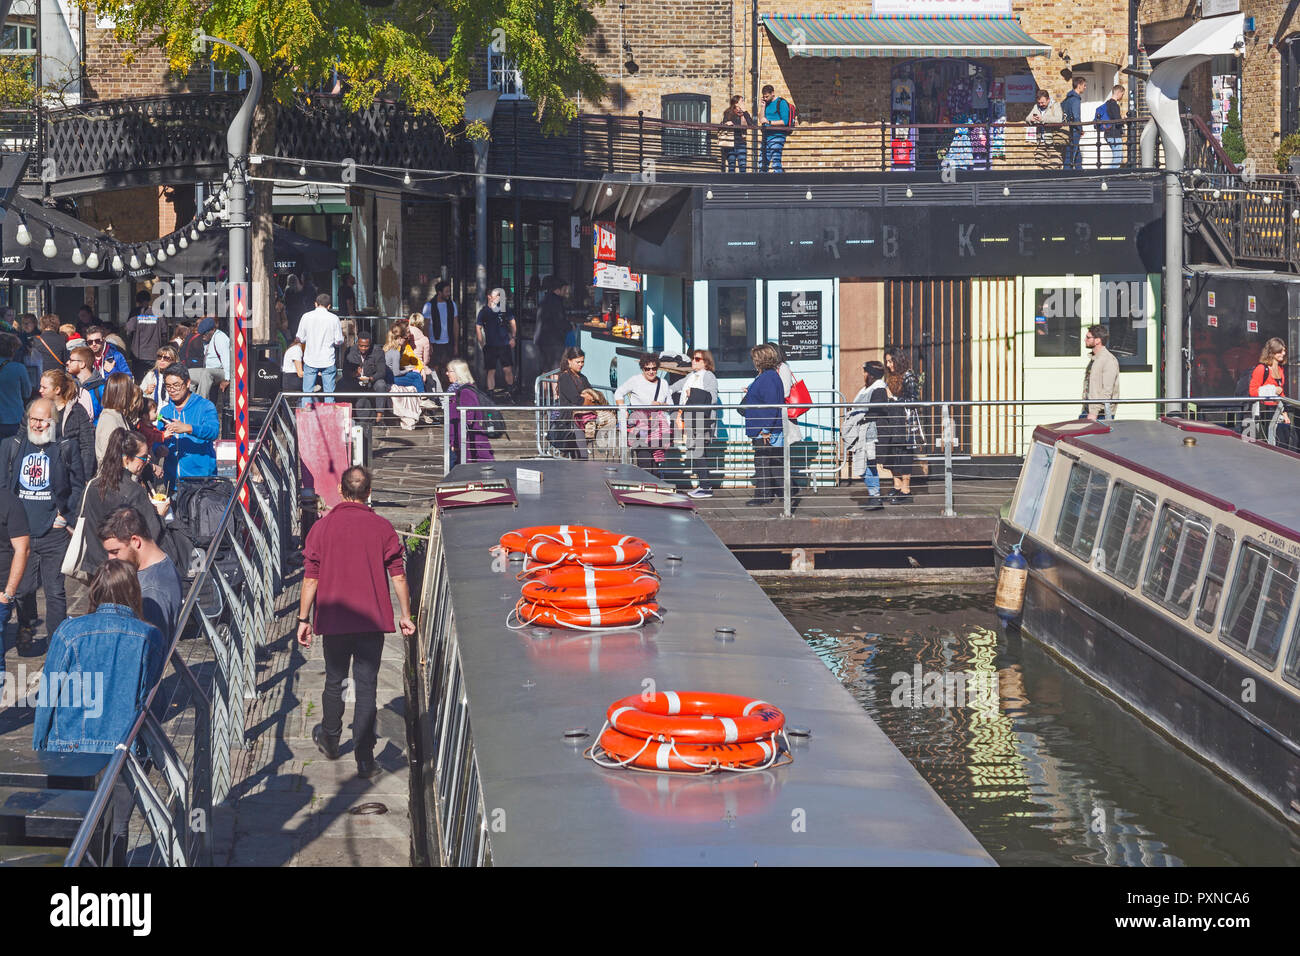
xmin=421 ymin=280 xmax=457 ymax=370
xmin=294 ymin=293 xmax=344 ymax=407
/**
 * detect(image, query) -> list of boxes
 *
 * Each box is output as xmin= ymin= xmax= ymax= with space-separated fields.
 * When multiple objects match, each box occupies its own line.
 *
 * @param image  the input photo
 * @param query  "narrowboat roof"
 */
xmin=1032 ymin=418 xmax=1300 ymax=541
xmin=435 ymin=459 xmax=994 ymax=866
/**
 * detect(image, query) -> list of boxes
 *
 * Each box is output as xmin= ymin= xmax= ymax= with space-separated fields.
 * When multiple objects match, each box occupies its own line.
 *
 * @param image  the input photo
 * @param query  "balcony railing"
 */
xmin=574 ymin=113 xmax=1147 ymax=176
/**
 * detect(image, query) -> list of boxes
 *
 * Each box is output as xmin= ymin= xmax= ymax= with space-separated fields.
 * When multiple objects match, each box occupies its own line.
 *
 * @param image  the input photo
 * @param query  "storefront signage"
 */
xmin=593 ymin=261 xmax=641 ymax=291
xmin=1003 ymin=75 xmax=1037 ymax=103
xmin=874 ymin=0 xmax=1012 ymax=14
xmin=777 ymin=290 xmax=822 ymax=361
xmin=594 ymin=221 xmax=617 ymax=262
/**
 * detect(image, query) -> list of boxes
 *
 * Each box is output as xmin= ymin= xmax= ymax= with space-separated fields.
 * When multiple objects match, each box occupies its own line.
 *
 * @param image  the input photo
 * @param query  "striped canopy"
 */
xmin=763 ymin=13 xmax=1052 ymax=59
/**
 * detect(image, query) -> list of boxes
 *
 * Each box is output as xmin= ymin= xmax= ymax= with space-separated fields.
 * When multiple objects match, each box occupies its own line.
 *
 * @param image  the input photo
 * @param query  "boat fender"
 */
xmin=995 ymin=545 xmax=1028 ymax=623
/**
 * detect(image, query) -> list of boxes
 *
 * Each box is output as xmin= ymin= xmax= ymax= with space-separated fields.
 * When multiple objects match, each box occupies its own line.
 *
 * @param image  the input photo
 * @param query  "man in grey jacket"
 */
xmin=1082 ymin=324 xmax=1120 ymax=421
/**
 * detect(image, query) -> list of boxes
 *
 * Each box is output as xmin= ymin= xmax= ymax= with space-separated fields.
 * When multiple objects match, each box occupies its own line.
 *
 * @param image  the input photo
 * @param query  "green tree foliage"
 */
xmin=0 ymin=56 xmax=34 ymax=109
xmin=80 ymin=0 xmax=605 ymax=131
xmin=1221 ymin=99 xmax=1245 ymax=166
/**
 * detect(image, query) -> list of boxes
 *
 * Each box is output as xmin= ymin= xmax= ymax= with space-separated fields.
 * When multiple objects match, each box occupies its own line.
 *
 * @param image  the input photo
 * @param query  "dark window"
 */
xmin=1099 ymin=275 xmax=1150 ymax=371
xmin=1196 ymin=529 xmax=1234 ymax=632
xmin=1222 ymin=543 xmax=1298 ymax=668
xmin=1282 ymin=37 xmax=1300 ymax=139
xmin=1054 ymin=461 xmax=1109 ymax=560
xmin=1142 ymin=505 xmax=1211 ymax=617
xmin=1033 ymin=288 xmax=1082 ymax=357
xmin=711 ymin=281 xmax=756 ymax=374
xmin=1097 ymin=483 xmax=1156 ymax=588
xmin=661 ymin=94 xmax=710 ymax=157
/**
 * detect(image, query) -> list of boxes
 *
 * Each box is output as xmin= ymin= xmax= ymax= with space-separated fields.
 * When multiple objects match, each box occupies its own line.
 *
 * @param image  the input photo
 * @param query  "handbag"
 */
xmin=546 ymin=409 xmax=571 ymax=451
xmin=60 ymin=482 xmax=93 ymax=576
xmin=785 ymin=378 xmax=812 ymax=420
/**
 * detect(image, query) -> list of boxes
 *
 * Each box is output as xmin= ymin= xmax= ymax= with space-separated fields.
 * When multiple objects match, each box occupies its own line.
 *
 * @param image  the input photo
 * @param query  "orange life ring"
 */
xmin=513 ymin=599 xmax=662 ymax=630
xmin=521 ymin=567 xmax=660 ymax=608
xmin=605 ymin=692 xmax=784 ymax=743
xmin=498 ymin=525 xmax=607 ymax=554
xmin=524 ymin=528 xmax=651 ymax=568
xmin=597 ymin=726 xmax=779 ymax=772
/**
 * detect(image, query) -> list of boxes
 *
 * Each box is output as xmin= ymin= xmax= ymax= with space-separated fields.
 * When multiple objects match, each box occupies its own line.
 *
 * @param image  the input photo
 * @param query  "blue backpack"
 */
xmin=1094 ymin=103 xmax=1113 ymax=137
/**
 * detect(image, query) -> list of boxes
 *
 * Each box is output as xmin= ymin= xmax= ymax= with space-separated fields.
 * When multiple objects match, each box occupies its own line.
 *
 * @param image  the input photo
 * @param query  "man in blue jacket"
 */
xmin=1062 ymin=76 xmax=1086 ymax=170
xmin=760 ymin=84 xmax=794 ymax=173
xmin=158 ymin=364 xmax=219 ymax=484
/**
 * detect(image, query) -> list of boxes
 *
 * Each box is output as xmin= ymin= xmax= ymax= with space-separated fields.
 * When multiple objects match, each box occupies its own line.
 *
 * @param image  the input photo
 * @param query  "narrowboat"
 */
xmin=995 ymin=417 xmax=1300 ymax=825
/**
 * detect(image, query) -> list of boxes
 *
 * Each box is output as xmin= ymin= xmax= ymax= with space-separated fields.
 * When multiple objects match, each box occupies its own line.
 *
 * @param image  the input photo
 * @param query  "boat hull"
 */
xmin=994 ymin=520 xmax=1300 ymax=827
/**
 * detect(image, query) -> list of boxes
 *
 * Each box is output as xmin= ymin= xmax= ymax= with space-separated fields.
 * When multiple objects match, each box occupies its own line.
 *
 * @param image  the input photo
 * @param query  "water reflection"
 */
xmin=771 ymin=585 xmax=1300 ymax=867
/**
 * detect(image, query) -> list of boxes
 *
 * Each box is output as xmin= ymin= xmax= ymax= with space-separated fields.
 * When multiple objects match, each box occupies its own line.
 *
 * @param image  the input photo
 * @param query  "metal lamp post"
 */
xmin=200 ymin=33 xmax=262 ymax=491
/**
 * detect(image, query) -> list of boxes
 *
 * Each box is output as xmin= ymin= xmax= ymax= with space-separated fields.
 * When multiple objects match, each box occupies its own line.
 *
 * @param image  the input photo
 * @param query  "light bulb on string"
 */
xmin=86 ymin=248 xmax=100 ymax=270
xmin=1263 ymin=195 xmax=1272 ymax=205
xmin=190 ymin=226 xmax=200 ymax=240
xmin=1101 ymin=181 xmax=1109 ymax=191
xmin=299 ymin=165 xmax=306 ymax=176
xmin=905 ymin=186 xmax=913 ymax=198
xmin=15 ymin=218 xmax=30 ymax=246
xmin=403 ymin=171 xmax=411 ymax=186
xmin=805 ymin=190 xmax=813 ymax=200
xmin=605 ymin=185 xmax=613 ymax=196
xmin=179 ymin=235 xmax=189 ymax=249
xmin=705 ymin=189 xmax=713 ymax=199
xmin=1293 ymin=208 xmax=1300 ymax=220
xmin=504 ymin=179 xmax=511 ymax=192
xmin=145 ymin=248 xmax=156 ymax=267
xmin=167 ymin=241 xmax=177 ymax=256
xmin=1003 ymin=186 xmax=1011 ymax=197
xmin=71 ymin=245 xmax=84 ymax=266
xmin=155 ymin=247 xmax=167 ymax=263
xmin=197 ymin=220 xmax=207 ymax=232
xmin=110 ymin=252 xmax=123 ymax=272
xmin=41 ymin=234 xmax=57 ymax=258
xmin=128 ymin=249 xmax=141 ymax=270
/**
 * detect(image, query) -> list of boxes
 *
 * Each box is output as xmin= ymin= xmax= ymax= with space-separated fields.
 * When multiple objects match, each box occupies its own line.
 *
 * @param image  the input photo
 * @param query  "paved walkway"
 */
xmin=210 ymin=571 xmax=414 ymax=867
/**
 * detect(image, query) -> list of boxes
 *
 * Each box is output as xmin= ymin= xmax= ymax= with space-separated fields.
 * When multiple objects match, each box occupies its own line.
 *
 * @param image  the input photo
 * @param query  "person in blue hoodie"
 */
xmin=760 ymin=84 xmax=794 ymax=173
xmin=739 ymin=342 xmax=785 ymax=506
xmin=157 ymin=364 xmax=219 ymax=484
xmin=1062 ymin=76 xmax=1086 ymax=170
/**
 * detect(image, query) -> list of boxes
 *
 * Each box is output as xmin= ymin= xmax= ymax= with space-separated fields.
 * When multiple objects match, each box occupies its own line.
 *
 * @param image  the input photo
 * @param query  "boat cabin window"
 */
xmin=1054 ymin=462 xmax=1110 ymax=561
xmin=1142 ymin=505 xmax=1211 ymax=618
xmin=1285 ymin=619 xmax=1300 ymax=688
xmin=1221 ymin=543 xmax=1298 ymax=669
xmin=1011 ymin=441 xmax=1055 ymax=533
xmin=1195 ymin=529 xmax=1235 ymax=633
xmin=1097 ymin=483 xmax=1156 ymax=588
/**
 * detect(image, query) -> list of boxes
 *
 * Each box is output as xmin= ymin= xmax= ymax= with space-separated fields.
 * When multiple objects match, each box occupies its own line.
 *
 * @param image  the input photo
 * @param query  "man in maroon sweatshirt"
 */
xmin=297 ymin=465 xmax=415 ymax=778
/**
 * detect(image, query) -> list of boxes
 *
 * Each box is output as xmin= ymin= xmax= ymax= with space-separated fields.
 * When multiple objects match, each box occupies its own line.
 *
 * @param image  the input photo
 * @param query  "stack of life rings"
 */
xmin=586 ymin=692 xmax=792 ymax=774
xmin=498 ymin=525 xmax=663 ymax=630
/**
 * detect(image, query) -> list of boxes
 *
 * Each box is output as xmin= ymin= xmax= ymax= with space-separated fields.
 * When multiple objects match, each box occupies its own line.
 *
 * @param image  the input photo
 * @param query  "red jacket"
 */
xmin=302 ymin=501 xmax=405 ymax=634
xmin=1249 ymin=362 xmax=1285 ymax=405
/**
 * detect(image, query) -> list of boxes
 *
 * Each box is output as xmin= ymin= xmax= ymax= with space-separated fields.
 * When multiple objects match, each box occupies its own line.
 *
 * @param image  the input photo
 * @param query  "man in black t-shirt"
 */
xmin=0 ymin=485 xmax=30 ymax=671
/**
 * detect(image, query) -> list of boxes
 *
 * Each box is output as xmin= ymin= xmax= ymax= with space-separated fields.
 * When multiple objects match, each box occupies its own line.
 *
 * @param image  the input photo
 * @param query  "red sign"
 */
xmin=594 ymin=222 xmax=617 ymax=262
xmin=1247 ymin=319 xmax=1259 ymax=333
xmin=1208 ymin=314 xmax=1218 ymax=327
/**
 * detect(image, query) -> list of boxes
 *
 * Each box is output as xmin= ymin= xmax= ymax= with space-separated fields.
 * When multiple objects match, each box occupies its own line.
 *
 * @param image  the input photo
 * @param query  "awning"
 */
xmin=0 ymin=196 xmax=115 ymax=280
xmin=155 ymin=226 xmax=339 ymax=279
xmin=763 ymin=13 xmax=1051 ymax=59
xmin=1148 ymin=13 xmax=1243 ymax=60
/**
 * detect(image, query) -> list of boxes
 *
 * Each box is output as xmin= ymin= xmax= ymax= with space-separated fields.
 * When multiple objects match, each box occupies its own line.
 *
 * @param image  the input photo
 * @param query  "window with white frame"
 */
xmin=487 ymin=47 xmax=525 ymax=99
xmin=211 ymin=63 xmax=249 ymax=92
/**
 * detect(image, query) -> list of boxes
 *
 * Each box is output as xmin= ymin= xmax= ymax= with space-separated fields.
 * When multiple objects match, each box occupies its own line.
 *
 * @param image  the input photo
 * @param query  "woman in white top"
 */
xmin=282 ymin=338 xmax=304 ymax=395
xmin=140 ymin=345 xmax=179 ymax=410
xmin=614 ymin=356 xmax=671 ymax=474
xmin=671 ymin=349 xmax=719 ymax=498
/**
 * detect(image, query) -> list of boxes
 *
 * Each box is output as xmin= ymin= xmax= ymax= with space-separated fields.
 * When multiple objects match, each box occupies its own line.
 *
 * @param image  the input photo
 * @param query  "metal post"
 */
xmin=942 ymin=403 xmax=955 ymax=518
xmin=458 ymin=399 xmax=467 ymax=472
xmin=442 ymin=393 xmax=452 ymax=475
xmin=781 ymin=429 xmax=791 ymax=518
xmin=751 ymin=0 xmax=760 ymax=172
xmin=201 ymin=33 xmax=262 ymax=489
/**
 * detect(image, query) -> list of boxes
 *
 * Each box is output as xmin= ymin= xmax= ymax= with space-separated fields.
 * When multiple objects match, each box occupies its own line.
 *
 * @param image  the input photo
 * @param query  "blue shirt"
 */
xmin=763 ymin=97 xmax=791 ymax=131
xmin=160 ymin=391 xmax=219 ymax=481
xmin=32 ymin=603 xmax=166 ymax=754
xmin=0 ymin=357 xmax=30 ymax=426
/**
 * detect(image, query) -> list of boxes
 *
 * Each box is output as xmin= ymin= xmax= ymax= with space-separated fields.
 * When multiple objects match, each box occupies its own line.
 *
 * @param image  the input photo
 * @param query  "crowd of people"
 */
xmin=0 ymin=302 xmax=223 ymax=762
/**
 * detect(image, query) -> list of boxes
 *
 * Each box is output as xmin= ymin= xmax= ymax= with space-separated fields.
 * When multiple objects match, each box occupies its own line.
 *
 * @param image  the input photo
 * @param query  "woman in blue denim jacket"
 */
xmin=739 ymin=343 xmax=786 ymax=507
xmin=32 ymin=559 xmax=166 ymax=754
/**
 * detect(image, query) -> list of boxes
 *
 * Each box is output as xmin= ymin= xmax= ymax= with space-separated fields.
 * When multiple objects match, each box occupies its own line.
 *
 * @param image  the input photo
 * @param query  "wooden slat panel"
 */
xmin=971 ymin=277 xmax=1018 ymax=455
xmin=883 ymin=278 xmax=972 ymax=452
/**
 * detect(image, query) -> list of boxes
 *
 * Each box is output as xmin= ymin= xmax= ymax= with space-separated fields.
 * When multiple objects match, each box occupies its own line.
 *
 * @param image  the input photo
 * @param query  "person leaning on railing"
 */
xmin=1026 ymin=89 xmax=1065 ymax=171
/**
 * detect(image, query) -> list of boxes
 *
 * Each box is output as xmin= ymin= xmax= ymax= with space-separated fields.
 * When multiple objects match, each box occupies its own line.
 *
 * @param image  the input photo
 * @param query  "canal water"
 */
xmin=766 ymin=582 xmax=1300 ymax=866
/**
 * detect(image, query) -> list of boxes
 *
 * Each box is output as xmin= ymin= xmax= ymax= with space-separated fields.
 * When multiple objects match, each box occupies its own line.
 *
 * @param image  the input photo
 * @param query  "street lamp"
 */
xmin=199 ymin=32 xmax=263 ymax=487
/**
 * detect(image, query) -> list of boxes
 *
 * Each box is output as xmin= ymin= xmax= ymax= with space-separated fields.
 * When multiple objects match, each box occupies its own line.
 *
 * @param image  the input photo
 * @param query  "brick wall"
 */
xmin=82 ymin=19 xmax=206 ymax=99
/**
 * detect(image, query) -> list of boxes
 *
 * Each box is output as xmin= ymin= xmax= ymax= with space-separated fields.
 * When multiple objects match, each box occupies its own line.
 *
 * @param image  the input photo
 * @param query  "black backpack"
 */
xmin=173 ymin=476 xmax=235 ymax=550
xmin=466 ymin=385 xmax=507 ymax=440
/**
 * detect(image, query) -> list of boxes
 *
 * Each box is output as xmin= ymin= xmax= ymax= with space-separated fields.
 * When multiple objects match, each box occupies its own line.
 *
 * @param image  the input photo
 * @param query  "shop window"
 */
xmin=1054 ymin=461 xmax=1109 ymax=561
xmin=1284 ymin=37 xmax=1300 ymax=139
xmin=889 ymin=59 xmax=996 ymax=170
xmin=1142 ymin=504 xmax=1210 ymax=617
xmin=1011 ymin=441 xmax=1055 ymax=533
xmin=211 ymin=64 xmax=250 ymax=92
xmin=710 ymin=281 xmax=756 ymax=374
xmin=1033 ymin=287 xmax=1082 ymax=357
xmin=1097 ymin=483 xmax=1155 ymax=588
xmin=488 ymin=47 xmax=526 ymax=99
xmin=1221 ymin=543 xmax=1298 ymax=668
xmin=661 ymin=94 xmax=710 ymax=157
xmin=1196 ymin=529 xmax=1235 ymax=633
xmin=1100 ymin=275 xmax=1150 ymax=371
xmin=498 ymin=219 xmax=553 ymax=309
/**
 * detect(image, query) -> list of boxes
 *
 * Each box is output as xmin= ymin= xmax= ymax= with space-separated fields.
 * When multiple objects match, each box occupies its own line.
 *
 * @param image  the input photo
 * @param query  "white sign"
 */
xmin=593 ymin=261 xmax=641 ymax=291
xmin=873 ymin=0 xmax=1012 ymax=14
xmin=570 ymin=215 xmax=581 ymax=249
xmin=1201 ymin=0 xmax=1240 ymax=15
xmin=1003 ymin=75 xmax=1037 ymax=103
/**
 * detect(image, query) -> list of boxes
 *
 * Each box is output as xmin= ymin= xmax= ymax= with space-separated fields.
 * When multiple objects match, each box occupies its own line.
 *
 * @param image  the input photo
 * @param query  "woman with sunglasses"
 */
xmin=614 ymin=356 xmax=671 ymax=475
xmin=66 ymin=428 xmax=166 ymax=615
xmin=672 ymin=350 xmax=719 ymax=498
